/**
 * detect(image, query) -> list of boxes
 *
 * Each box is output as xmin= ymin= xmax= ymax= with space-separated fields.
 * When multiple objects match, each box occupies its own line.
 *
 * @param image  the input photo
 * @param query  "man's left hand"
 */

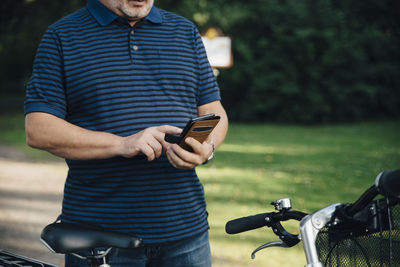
xmin=166 ymin=137 xmax=213 ymax=169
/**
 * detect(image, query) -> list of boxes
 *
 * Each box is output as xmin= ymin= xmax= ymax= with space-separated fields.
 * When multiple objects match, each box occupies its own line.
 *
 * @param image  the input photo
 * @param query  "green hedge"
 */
xmin=159 ymin=0 xmax=400 ymax=123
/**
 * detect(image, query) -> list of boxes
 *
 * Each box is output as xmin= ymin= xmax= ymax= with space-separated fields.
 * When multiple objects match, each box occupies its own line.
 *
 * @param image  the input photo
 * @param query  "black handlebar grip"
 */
xmin=376 ymin=169 xmax=400 ymax=199
xmin=225 ymin=212 xmax=271 ymax=234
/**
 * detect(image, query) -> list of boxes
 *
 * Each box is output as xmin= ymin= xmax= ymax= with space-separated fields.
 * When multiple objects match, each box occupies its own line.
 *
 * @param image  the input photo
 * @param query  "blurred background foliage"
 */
xmin=1 ymin=0 xmax=399 ymax=123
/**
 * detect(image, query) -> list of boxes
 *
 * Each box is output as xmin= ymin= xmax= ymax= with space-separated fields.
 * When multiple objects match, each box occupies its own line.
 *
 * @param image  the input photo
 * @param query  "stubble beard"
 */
xmin=111 ymin=0 xmax=154 ymax=20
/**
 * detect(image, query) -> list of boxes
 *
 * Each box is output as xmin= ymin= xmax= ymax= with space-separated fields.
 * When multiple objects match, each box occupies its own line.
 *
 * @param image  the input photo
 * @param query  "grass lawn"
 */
xmin=198 ymin=121 xmax=400 ymax=266
xmin=1 ymin=113 xmax=399 ymax=266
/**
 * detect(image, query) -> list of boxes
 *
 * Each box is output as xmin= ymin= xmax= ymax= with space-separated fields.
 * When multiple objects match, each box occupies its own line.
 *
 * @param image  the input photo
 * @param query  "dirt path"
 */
xmin=0 ymin=145 xmax=66 ymax=266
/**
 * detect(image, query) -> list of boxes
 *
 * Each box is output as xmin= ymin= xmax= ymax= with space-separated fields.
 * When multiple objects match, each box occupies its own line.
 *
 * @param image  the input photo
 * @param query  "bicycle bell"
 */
xmin=271 ymin=198 xmax=292 ymax=211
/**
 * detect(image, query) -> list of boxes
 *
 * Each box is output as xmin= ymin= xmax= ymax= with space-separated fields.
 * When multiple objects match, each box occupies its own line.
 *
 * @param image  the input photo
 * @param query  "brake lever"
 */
xmin=251 ymin=240 xmax=288 ymax=259
xmin=251 ymin=199 xmax=306 ymax=259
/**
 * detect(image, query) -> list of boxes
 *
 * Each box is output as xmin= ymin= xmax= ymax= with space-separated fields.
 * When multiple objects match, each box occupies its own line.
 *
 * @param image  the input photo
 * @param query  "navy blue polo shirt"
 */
xmin=25 ymin=0 xmax=220 ymax=244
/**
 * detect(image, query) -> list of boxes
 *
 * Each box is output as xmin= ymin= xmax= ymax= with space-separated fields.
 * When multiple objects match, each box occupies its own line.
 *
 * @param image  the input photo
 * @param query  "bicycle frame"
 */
xmin=300 ymin=203 xmax=341 ymax=267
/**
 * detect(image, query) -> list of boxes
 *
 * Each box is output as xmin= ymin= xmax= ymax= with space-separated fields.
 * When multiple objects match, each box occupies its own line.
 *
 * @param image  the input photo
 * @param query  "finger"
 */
xmin=164 ymin=142 xmax=173 ymax=151
xmin=166 ymin=150 xmax=178 ymax=168
xmin=141 ymin=144 xmax=155 ymax=161
xmin=152 ymin=126 xmax=182 ymax=150
xmin=185 ymin=138 xmax=213 ymax=163
xmin=157 ymin=125 xmax=182 ymax=134
xmin=151 ymin=130 xmax=169 ymax=149
xmin=172 ymin=143 xmax=203 ymax=166
xmin=167 ymin=146 xmax=196 ymax=169
xmin=184 ymin=137 xmax=204 ymax=154
xmin=184 ymin=137 xmax=212 ymax=162
xmin=147 ymin=137 xmax=163 ymax=158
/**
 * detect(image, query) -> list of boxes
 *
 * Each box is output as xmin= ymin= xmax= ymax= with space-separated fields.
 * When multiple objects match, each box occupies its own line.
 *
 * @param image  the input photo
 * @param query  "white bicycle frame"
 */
xmin=300 ymin=203 xmax=341 ymax=267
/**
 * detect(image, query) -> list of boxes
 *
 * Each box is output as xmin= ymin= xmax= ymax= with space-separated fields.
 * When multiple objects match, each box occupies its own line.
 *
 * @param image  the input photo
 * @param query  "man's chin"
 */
xmin=120 ymin=7 xmax=144 ymax=19
xmin=121 ymin=2 xmax=151 ymax=19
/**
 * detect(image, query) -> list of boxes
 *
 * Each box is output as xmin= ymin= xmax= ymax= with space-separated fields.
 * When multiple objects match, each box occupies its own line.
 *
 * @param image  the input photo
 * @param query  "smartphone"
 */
xmin=165 ymin=113 xmax=220 ymax=151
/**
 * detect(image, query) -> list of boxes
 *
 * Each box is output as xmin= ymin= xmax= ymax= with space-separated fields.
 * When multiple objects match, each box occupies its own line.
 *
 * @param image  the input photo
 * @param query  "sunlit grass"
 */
xmin=197 ymin=122 xmax=400 ymax=266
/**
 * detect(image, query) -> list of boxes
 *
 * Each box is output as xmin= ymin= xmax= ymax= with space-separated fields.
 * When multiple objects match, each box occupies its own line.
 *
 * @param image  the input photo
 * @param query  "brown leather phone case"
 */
xmin=178 ymin=118 xmax=220 ymax=151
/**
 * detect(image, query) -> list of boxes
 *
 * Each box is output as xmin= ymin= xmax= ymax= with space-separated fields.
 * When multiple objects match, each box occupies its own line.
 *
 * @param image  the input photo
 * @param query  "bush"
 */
xmin=159 ymin=0 xmax=400 ymax=123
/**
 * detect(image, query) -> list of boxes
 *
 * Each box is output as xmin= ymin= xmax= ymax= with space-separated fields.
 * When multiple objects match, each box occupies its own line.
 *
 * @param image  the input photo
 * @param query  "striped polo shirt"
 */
xmin=24 ymin=0 xmax=220 ymax=244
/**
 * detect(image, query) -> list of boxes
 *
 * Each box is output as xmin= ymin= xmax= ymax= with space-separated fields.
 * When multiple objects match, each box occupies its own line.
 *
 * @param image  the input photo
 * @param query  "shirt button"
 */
xmin=130 ymin=29 xmax=134 ymax=35
xmin=132 ymin=45 xmax=139 ymax=51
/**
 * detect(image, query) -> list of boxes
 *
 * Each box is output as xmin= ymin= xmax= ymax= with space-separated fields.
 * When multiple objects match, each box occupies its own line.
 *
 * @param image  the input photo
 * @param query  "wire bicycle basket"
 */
xmin=316 ymin=198 xmax=400 ymax=267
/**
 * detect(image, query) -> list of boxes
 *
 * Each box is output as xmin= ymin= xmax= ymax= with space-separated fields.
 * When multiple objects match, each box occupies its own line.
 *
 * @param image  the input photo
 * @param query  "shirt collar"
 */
xmin=87 ymin=0 xmax=118 ymax=26
xmin=87 ymin=0 xmax=163 ymax=26
xmin=144 ymin=6 xmax=163 ymax=24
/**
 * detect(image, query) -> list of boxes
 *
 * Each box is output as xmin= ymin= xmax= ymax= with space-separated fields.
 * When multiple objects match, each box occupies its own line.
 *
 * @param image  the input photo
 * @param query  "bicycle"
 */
xmin=3 ymin=170 xmax=397 ymax=267
xmin=225 ymin=169 xmax=400 ymax=266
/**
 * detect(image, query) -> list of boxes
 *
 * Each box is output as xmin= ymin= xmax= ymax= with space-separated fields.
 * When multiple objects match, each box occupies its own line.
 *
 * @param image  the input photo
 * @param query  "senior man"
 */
xmin=25 ymin=0 xmax=228 ymax=266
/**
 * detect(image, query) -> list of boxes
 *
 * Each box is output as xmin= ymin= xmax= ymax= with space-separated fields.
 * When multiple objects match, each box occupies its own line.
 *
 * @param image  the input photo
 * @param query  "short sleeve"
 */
xmin=193 ymin=28 xmax=221 ymax=106
xmin=24 ymin=27 xmax=67 ymax=119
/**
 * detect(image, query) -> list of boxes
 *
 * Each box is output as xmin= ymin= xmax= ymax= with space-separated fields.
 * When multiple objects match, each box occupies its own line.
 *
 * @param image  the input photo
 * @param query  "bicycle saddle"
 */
xmin=41 ymin=222 xmax=142 ymax=254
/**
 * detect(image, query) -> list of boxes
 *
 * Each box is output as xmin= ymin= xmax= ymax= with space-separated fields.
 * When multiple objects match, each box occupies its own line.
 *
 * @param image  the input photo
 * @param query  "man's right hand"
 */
xmin=120 ymin=125 xmax=182 ymax=161
xmin=26 ymin=112 xmax=182 ymax=161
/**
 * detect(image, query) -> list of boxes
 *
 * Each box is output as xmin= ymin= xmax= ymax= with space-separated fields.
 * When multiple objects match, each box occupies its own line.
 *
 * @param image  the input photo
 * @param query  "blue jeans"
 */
xmin=65 ymin=231 xmax=211 ymax=267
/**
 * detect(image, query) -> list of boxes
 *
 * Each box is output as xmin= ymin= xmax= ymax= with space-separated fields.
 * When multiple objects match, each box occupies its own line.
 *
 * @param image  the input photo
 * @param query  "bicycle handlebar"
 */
xmin=345 ymin=169 xmax=400 ymax=216
xmin=225 ymin=210 xmax=307 ymax=235
xmin=346 ymin=185 xmax=378 ymax=216
xmin=376 ymin=169 xmax=400 ymax=199
xmin=225 ymin=212 xmax=272 ymax=234
xmin=226 ymin=170 xmax=400 ymax=235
